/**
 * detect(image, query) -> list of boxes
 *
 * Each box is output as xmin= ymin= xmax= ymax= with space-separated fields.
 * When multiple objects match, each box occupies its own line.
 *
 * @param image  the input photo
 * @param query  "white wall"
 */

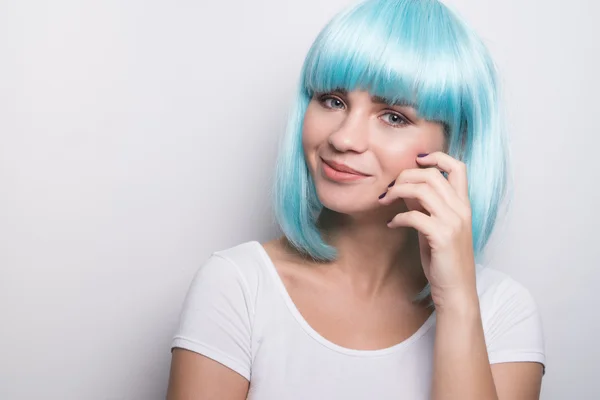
xmin=0 ymin=0 xmax=597 ymax=399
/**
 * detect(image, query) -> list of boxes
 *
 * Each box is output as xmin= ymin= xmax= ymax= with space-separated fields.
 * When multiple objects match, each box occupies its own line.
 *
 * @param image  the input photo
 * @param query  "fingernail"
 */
xmin=417 ymin=153 xmax=429 ymax=157
xmin=378 ymin=192 xmax=387 ymax=199
xmin=386 ymin=218 xmax=393 ymax=224
xmin=388 ymin=180 xmax=396 ymax=188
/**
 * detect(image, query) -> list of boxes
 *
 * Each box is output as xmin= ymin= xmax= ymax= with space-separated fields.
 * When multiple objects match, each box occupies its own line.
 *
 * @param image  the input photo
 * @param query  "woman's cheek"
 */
xmin=385 ymin=150 xmax=429 ymax=214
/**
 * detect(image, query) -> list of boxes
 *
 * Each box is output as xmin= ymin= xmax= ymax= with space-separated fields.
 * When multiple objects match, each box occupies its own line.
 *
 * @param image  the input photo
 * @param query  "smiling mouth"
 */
xmin=321 ymin=158 xmax=370 ymax=176
xmin=320 ymin=158 xmax=371 ymax=182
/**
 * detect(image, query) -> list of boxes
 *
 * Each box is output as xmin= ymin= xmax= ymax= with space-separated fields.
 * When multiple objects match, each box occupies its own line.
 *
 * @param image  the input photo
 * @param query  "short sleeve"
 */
xmin=484 ymin=277 xmax=546 ymax=373
xmin=171 ymin=254 xmax=254 ymax=380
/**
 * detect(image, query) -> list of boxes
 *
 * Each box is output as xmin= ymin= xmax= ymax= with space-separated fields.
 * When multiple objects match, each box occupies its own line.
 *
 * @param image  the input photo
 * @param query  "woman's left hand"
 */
xmin=378 ymin=151 xmax=477 ymax=309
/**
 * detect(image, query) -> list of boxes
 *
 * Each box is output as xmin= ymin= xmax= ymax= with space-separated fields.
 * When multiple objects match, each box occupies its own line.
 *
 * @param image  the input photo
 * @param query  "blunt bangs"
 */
xmin=301 ymin=0 xmax=474 ymax=134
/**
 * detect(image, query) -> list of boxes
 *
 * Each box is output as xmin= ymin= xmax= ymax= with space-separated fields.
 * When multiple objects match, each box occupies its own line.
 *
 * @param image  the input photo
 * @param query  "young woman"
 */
xmin=167 ymin=0 xmax=546 ymax=398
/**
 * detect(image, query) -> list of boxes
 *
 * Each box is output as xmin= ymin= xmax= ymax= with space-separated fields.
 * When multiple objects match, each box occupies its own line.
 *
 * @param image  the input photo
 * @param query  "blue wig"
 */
xmin=272 ymin=0 xmax=512 ymax=297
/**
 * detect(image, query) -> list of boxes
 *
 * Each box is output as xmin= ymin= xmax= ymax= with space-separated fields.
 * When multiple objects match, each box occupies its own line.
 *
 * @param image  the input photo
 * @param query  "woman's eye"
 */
xmin=321 ymin=97 xmax=345 ymax=109
xmin=381 ymin=112 xmax=408 ymax=127
xmin=316 ymin=95 xmax=408 ymax=127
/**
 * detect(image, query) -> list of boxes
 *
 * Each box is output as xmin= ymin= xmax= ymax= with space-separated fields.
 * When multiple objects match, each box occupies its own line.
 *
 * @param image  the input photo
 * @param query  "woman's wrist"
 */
xmin=433 ymin=287 xmax=480 ymax=317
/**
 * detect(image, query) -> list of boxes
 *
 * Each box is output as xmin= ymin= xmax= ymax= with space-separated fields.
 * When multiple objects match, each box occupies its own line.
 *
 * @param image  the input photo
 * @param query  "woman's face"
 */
xmin=302 ymin=89 xmax=446 ymax=215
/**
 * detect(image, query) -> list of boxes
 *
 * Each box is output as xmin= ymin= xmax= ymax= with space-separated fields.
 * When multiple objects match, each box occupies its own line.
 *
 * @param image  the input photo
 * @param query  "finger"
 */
xmin=387 ymin=210 xmax=437 ymax=236
xmin=380 ymin=182 xmax=457 ymax=219
xmin=415 ymin=152 xmax=469 ymax=202
xmin=388 ymin=167 xmax=466 ymax=213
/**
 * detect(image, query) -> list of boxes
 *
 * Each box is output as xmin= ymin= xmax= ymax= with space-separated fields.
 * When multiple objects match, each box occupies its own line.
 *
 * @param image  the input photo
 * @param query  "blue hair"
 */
xmin=272 ymin=0 xmax=512 ymax=300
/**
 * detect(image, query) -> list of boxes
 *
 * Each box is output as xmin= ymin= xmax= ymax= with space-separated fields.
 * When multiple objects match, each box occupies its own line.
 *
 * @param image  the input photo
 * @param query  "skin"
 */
xmin=166 ymin=89 xmax=543 ymax=399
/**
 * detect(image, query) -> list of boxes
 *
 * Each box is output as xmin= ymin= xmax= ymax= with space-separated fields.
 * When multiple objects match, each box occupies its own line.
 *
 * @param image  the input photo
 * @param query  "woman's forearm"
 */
xmin=431 ymin=291 xmax=499 ymax=400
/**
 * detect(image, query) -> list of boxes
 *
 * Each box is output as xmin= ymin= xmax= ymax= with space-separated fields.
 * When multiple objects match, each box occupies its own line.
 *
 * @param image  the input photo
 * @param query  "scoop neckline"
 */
xmin=251 ymin=240 xmax=437 ymax=358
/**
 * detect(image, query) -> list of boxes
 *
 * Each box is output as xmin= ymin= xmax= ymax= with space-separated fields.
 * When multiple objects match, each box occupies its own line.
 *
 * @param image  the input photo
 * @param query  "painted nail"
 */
xmin=388 ymin=180 xmax=396 ymax=188
xmin=417 ymin=153 xmax=429 ymax=157
xmin=379 ymin=192 xmax=387 ymax=199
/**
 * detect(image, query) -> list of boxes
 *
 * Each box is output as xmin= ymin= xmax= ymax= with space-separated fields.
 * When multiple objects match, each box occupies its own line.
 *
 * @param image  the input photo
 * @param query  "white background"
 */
xmin=1 ymin=0 xmax=598 ymax=399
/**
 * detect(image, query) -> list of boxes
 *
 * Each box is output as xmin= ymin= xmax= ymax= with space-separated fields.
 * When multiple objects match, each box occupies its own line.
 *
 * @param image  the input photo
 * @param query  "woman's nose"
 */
xmin=327 ymin=115 xmax=369 ymax=153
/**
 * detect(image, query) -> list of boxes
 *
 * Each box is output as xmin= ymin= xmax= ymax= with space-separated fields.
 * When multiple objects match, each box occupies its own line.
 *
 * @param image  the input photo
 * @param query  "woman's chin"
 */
xmin=316 ymin=187 xmax=409 ymax=220
xmin=317 ymin=194 xmax=380 ymax=215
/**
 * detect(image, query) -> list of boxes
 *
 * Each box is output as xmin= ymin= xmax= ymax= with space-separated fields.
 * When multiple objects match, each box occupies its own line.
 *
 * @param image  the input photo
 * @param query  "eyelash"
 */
xmin=316 ymin=94 xmax=410 ymax=128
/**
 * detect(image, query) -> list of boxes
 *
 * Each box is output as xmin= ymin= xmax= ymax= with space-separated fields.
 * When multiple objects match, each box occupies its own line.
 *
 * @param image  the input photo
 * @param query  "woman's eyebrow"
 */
xmin=328 ymin=88 xmax=417 ymax=109
xmin=371 ymin=95 xmax=417 ymax=110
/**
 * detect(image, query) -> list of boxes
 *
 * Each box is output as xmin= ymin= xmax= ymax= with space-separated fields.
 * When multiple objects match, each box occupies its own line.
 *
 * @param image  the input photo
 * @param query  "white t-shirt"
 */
xmin=171 ymin=241 xmax=545 ymax=399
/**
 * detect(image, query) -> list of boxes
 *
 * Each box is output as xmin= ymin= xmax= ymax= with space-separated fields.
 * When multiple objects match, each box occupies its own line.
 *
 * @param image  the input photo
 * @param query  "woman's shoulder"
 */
xmin=210 ymin=240 xmax=262 ymax=267
xmin=202 ymin=239 xmax=271 ymax=289
xmin=474 ymin=265 xmax=546 ymax=368
xmin=474 ymin=264 xmax=538 ymax=306
xmin=201 ymin=237 xmax=294 ymax=292
xmin=475 ymin=265 xmax=544 ymax=340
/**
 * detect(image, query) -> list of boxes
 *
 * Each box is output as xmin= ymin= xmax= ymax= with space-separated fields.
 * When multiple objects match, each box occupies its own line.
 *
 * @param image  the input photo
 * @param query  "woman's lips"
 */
xmin=321 ymin=158 xmax=371 ymax=182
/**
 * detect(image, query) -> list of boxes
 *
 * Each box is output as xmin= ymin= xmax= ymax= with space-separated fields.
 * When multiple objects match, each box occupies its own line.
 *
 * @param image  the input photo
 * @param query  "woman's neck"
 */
xmin=298 ymin=208 xmax=429 ymax=300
